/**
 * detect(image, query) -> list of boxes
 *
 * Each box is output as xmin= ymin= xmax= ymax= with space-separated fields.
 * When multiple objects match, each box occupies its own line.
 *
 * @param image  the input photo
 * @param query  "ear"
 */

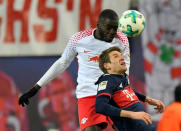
xmin=104 ymin=63 xmax=111 ymax=70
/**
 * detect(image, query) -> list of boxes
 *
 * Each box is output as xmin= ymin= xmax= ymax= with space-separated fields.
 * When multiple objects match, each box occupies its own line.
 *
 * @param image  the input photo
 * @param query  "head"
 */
xmin=175 ymin=84 xmax=181 ymax=102
xmin=96 ymin=9 xmax=119 ymax=42
xmin=99 ymin=47 xmax=127 ymax=75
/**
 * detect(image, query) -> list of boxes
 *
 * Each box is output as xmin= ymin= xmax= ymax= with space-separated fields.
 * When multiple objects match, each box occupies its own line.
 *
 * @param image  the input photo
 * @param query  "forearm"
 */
xmin=134 ymin=91 xmax=155 ymax=103
xmin=37 ymin=39 xmax=77 ymax=87
xmin=95 ymin=96 xmax=137 ymax=118
xmin=144 ymin=96 xmax=165 ymax=113
xmin=95 ymin=95 xmax=152 ymax=124
xmin=144 ymin=96 xmax=163 ymax=107
xmin=95 ymin=95 xmax=121 ymax=117
xmin=134 ymin=90 xmax=146 ymax=102
xmin=145 ymin=96 xmax=155 ymax=103
xmin=37 ymin=57 xmax=71 ymax=87
xmin=121 ymin=110 xmax=152 ymax=124
xmin=120 ymin=110 xmax=134 ymax=118
xmin=96 ymin=104 xmax=147 ymax=120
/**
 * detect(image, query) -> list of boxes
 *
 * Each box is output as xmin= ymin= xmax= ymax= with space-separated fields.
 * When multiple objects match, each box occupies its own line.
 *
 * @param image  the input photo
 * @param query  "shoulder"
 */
xmin=70 ymin=28 xmax=95 ymax=43
xmin=96 ymin=74 xmax=116 ymax=85
xmin=115 ymin=30 xmax=129 ymax=45
xmin=96 ymin=74 xmax=116 ymax=93
xmin=115 ymin=30 xmax=127 ymax=38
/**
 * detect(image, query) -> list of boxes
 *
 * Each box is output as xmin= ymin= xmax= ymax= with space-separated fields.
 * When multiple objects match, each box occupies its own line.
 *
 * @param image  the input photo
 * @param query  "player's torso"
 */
xmin=75 ymin=30 xmax=124 ymax=98
xmin=109 ymin=75 xmax=140 ymax=108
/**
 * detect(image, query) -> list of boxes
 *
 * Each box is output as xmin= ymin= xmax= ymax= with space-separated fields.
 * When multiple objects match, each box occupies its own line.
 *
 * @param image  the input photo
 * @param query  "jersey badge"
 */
xmin=98 ymin=81 xmax=107 ymax=91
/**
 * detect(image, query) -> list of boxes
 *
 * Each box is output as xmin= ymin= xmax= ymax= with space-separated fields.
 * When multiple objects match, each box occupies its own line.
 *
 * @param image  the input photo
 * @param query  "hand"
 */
xmin=130 ymin=111 xmax=152 ymax=124
xmin=19 ymin=84 xmax=41 ymax=107
xmin=121 ymin=110 xmax=152 ymax=125
xmin=145 ymin=97 xmax=165 ymax=113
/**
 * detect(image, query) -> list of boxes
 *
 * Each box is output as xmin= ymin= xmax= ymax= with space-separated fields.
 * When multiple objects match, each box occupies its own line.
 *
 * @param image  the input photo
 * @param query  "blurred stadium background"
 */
xmin=0 ymin=0 xmax=180 ymax=130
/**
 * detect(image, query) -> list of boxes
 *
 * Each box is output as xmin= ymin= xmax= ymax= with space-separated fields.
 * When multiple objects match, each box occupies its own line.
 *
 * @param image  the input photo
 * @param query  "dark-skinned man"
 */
xmin=19 ymin=9 xmax=130 ymax=131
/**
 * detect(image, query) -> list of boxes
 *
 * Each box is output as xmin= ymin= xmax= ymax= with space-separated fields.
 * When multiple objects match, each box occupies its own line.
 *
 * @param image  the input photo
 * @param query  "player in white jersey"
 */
xmin=19 ymin=9 xmax=130 ymax=131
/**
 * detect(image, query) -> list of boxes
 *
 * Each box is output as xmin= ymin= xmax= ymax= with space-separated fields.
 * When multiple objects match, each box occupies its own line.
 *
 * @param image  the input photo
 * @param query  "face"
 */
xmin=105 ymin=51 xmax=127 ymax=74
xmin=97 ymin=18 xmax=118 ymax=42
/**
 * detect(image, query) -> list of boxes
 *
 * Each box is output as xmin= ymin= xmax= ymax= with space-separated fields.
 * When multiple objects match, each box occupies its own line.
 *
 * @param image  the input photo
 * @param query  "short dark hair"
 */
xmin=98 ymin=9 xmax=118 ymax=22
xmin=175 ymin=84 xmax=181 ymax=102
xmin=99 ymin=46 xmax=121 ymax=74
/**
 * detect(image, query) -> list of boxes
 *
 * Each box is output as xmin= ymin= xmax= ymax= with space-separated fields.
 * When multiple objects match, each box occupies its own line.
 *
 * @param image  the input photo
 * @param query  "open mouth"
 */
xmin=120 ymin=61 xmax=125 ymax=66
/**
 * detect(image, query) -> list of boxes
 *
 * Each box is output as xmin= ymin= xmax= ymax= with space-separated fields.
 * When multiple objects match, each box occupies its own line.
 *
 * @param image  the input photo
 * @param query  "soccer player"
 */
xmin=19 ymin=9 xmax=130 ymax=131
xmin=95 ymin=46 xmax=165 ymax=131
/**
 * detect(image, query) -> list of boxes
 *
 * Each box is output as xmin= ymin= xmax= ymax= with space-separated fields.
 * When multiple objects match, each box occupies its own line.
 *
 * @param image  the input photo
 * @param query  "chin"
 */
xmin=105 ymin=37 xmax=113 ymax=42
xmin=124 ymin=69 xmax=127 ymax=73
xmin=105 ymin=39 xmax=112 ymax=42
xmin=122 ymin=68 xmax=127 ymax=73
xmin=124 ymin=67 xmax=127 ymax=71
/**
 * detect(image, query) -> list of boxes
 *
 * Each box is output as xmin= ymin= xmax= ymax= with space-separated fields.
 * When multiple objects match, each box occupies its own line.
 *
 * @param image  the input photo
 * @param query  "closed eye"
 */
xmin=113 ymin=54 xmax=118 ymax=58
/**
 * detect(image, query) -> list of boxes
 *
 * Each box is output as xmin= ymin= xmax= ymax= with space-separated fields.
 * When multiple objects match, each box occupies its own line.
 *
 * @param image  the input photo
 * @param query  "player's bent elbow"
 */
xmin=95 ymin=102 xmax=101 ymax=113
xmin=95 ymin=100 xmax=105 ymax=114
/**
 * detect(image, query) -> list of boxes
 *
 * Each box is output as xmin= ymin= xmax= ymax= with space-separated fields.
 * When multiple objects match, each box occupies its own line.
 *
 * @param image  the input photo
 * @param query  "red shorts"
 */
xmin=78 ymin=95 xmax=112 ymax=131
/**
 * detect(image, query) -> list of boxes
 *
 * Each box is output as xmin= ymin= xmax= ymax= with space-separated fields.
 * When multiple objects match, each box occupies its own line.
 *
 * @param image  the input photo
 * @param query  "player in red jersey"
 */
xmin=19 ymin=9 xmax=130 ymax=131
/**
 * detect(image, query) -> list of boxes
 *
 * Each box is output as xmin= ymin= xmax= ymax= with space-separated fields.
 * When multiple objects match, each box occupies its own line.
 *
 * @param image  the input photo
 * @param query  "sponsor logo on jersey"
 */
xmin=98 ymin=81 xmax=107 ymax=91
xmin=88 ymin=55 xmax=99 ymax=63
xmin=122 ymin=89 xmax=135 ymax=101
xmin=84 ymin=50 xmax=90 ymax=53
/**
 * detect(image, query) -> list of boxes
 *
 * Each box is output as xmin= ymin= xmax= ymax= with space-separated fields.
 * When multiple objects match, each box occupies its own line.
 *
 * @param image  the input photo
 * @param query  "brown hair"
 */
xmin=99 ymin=46 xmax=121 ymax=74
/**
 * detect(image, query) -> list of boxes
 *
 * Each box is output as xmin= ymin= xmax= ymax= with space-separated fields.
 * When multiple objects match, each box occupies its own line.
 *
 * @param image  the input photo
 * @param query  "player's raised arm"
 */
xmin=19 ymin=34 xmax=78 ymax=107
xmin=37 ymin=37 xmax=77 ymax=87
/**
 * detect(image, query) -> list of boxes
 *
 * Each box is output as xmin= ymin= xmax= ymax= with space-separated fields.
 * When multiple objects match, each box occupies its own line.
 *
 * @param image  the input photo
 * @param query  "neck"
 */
xmin=107 ymin=71 xmax=124 ymax=75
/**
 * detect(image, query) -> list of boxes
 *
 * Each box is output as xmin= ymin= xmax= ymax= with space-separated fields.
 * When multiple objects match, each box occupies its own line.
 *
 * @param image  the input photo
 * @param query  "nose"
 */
xmin=120 ymin=58 xmax=124 ymax=62
xmin=120 ymin=55 xmax=125 ymax=61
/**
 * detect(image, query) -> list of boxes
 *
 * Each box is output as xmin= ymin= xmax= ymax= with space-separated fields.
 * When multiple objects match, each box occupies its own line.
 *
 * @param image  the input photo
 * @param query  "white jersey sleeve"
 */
xmin=37 ymin=34 xmax=78 ymax=87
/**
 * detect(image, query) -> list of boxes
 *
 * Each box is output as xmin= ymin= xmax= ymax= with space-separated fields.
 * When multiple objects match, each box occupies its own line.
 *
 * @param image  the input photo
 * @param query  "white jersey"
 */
xmin=37 ymin=28 xmax=130 ymax=98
